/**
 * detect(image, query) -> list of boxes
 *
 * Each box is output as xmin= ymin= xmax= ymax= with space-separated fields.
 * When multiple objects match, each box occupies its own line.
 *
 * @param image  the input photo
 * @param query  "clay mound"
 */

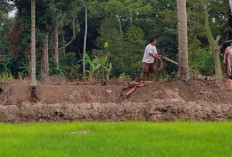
xmin=1 ymin=100 xmax=232 ymax=123
xmin=0 ymin=79 xmax=232 ymax=106
xmin=0 ymin=85 xmax=122 ymax=105
xmin=1 ymin=79 xmax=232 ymax=123
xmin=124 ymin=79 xmax=232 ymax=103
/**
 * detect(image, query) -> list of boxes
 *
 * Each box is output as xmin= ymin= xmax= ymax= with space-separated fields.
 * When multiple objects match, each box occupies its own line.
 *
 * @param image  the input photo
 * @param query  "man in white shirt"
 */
xmin=141 ymin=37 xmax=161 ymax=81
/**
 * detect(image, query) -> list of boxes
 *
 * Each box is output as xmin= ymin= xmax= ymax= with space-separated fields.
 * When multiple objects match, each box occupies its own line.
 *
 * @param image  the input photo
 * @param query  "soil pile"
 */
xmin=0 ymin=85 xmax=122 ymax=105
xmin=125 ymin=79 xmax=232 ymax=103
xmin=0 ymin=100 xmax=232 ymax=123
xmin=0 ymin=79 xmax=232 ymax=122
xmin=1 ymin=79 xmax=232 ymax=105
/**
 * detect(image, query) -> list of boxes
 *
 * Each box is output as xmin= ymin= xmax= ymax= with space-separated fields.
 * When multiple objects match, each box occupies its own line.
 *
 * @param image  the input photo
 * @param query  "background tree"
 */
xmin=177 ymin=0 xmax=190 ymax=81
xmin=83 ymin=3 xmax=88 ymax=78
xmin=204 ymin=0 xmax=222 ymax=78
xmin=124 ymin=26 xmax=145 ymax=78
xmin=93 ymin=17 xmax=123 ymax=76
xmin=31 ymin=0 xmax=36 ymax=87
xmin=2 ymin=0 xmax=232 ymax=81
xmin=53 ymin=0 xmax=79 ymax=68
xmin=187 ymin=0 xmax=229 ymax=77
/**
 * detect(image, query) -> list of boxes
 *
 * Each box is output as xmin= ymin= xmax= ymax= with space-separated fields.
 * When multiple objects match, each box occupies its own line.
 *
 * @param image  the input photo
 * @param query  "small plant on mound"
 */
xmin=0 ymin=71 xmax=14 ymax=83
xmin=119 ymin=73 xmax=132 ymax=82
xmin=105 ymin=62 xmax=112 ymax=81
xmin=18 ymin=71 xmax=24 ymax=80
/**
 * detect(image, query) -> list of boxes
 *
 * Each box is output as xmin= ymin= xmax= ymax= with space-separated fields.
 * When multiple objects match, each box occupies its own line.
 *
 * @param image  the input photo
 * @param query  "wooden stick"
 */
xmin=161 ymin=56 xmax=196 ymax=72
xmin=161 ymin=56 xmax=179 ymax=66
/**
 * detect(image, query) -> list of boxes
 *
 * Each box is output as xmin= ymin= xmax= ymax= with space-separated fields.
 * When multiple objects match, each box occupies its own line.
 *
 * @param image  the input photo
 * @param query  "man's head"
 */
xmin=230 ymin=41 xmax=232 ymax=46
xmin=150 ymin=37 xmax=157 ymax=45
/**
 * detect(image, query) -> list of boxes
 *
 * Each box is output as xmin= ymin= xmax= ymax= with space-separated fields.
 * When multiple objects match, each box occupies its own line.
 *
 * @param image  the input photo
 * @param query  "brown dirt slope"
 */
xmin=0 ymin=79 xmax=232 ymax=105
xmin=0 ymin=101 xmax=232 ymax=123
xmin=0 ymin=79 xmax=232 ymax=123
xmin=125 ymin=79 xmax=232 ymax=103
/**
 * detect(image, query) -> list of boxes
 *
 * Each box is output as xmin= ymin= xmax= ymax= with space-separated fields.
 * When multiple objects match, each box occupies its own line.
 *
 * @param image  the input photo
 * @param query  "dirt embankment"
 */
xmin=0 ymin=79 xmax=232 ymax=123
xmin=1 ymin=79 xmax=232 ymax=105
xmin=124 ymin=79 xmax=232 ymax=104
xmin=1 ymin=101 xmax=232 ymax=123
xmin=0 ymin=85 xmax=122 ymax=105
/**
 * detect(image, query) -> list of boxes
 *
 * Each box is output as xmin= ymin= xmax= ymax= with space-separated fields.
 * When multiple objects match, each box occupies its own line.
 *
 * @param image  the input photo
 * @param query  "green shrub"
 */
xmin=189 ymin=48 xmax=215 ymax=76
xmin=119 ymin=73 xmax=132 ymax=82
xmin=60 ymin=53 xmax=79 ymax=80
xmin=0 ymin=71 xmax=13 ymax=83
xmin=18 ymin=71 xmax=24 ymax=80
xmin=49 ymin=68 xmax=64 ymax=76
xmin=49 ymin=58 xmax=64 ymax=76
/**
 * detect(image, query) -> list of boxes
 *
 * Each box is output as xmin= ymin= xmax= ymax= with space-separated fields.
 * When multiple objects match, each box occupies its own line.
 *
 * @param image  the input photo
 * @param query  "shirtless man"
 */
xmin=141 ymin=37 xmax=162 ymax=81
xmin=224 ymin=41 xmax=232 ymax=79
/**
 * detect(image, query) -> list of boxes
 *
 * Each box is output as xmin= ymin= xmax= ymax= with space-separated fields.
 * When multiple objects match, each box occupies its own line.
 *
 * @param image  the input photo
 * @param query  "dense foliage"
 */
xmin=0 ymin=0 xmax=232 ymax=80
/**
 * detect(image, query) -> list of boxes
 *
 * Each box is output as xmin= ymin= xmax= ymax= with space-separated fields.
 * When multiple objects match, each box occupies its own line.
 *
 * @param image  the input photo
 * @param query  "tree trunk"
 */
xmin=54 ymin=26 xmax=59 ymax=69
xmin=28 ymin=53 xmax=31 ymax=78
xmin=73 ymin=16 xmax=76 ymax=35
xmin=117 ymin=17 xmax=124 ymax=67
xmin=26 ymin=45 xmax=31 ymax=78
xmin=118 ymin=18 xmax=123 ymax=42
xmin=106 ymin=73 xmax=109 ymax=82
xmin=130 ymin=9 xmax=133 ymax=24
xmin=177 ymin=0 xmax=190 ymax=81
xmin=41 ymin=32 xmax=49 ymax=82
xmin=31 ymin=0 xmax=36 ymax=87
xmin=229 ymin=0 xmax=232 ymax=12
xmin=204 ymin=0 xmax=223 ymax=78
xmin=58 ymin=15 xmax=76 ymax=53
xmin=83 ymin=5 xmax=88 ymax=79
xmin=30 ymin=0 xmax=38 ymax=101
xmin=62 ymin=31 xmax=66 ymax=55
xmin=53 ymin=14 xmax=66 ymax=68
xmin=101 ymin=66 xmax=104 ymax=84
xmin=106 ymin=47 xmax=110 ymax=81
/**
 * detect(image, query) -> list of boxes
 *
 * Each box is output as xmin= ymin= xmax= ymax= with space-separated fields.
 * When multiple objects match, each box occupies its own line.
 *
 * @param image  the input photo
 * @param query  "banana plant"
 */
xmin=97 ymin=55 xmax=108 ymax=67
xmin=97 ymin=55 xmax=107 ymax=83
xmin=85 ymin=52 xmax=99 ymax=79
xmin=105 ymin=62 xmax=112 ymax=81
xmin=84 ymin=52 xmax=107 ymax=80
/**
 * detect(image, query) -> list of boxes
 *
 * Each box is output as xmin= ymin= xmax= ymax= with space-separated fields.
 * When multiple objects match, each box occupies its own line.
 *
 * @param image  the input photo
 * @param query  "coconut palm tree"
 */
xmin=177 ymin=0 xmax=190 ymax=81
xmin=31 ymin=0 xmax=37 ymax=98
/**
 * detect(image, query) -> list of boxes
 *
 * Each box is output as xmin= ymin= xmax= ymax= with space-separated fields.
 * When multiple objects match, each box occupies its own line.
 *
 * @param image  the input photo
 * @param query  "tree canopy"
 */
xmin=0 ymin=0 xmax=232 ymax=81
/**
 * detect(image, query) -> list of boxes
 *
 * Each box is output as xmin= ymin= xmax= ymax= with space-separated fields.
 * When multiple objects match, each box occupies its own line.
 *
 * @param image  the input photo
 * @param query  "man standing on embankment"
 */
xmin=141 ymin=37 xmax=162 ymax=81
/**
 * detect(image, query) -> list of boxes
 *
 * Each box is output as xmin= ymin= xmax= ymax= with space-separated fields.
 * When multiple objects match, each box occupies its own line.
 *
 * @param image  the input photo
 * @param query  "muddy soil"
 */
xmin=0 ymin=100 xmax=232 ymax=123
xmin=0 ymin=85 xmax=122 ymax=105
xmin=124 ymin=79 xmax=232 ymax=104
xmin=0 ymin=79 xmax=232 ymax=123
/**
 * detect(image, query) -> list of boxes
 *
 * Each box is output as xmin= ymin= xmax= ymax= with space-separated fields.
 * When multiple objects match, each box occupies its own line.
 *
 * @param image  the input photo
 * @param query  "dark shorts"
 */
xmin=142 ymin=63 xmax=156 ymax=73
xmin=229 ymin=74 xmax=232 ymax=79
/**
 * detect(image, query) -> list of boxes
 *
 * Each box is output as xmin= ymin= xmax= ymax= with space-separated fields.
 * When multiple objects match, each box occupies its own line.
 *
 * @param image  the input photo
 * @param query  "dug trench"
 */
xmin=0 ymin=79 xmax=232 ymax=123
